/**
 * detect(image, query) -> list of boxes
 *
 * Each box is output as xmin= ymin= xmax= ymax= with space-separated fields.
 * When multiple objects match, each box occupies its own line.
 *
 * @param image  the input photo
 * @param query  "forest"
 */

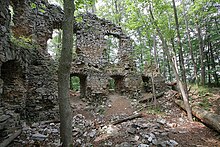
xmin=0 ymin=0 xmax=219 ymax=146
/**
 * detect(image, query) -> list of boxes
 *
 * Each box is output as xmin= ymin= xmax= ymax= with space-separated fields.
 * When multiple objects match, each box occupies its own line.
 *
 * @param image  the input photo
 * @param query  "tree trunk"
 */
xmin=209 ymin=42 xmax=219 ymax=85
xmin=172 ymin=0 xmax=187 ymax=85
xmin=206 ymin=48 xmax=211 ymax=84
xmin=183 ymin=0 xmax=198 ymax=84
xmin=153 ymin=34 xmax=159 ymax=69
xmin=149 ymin=6 xmax=193 ymax=121
xmin=195 ymin=19 xmax=205 ymax=85
xmin=58 ymin=0 xmax=75 ymax=146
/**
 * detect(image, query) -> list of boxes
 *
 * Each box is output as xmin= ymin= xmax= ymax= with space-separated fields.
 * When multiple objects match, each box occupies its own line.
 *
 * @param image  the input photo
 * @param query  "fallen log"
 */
xmin=139 ymin=92 xmax=164 ymax=103
xmin=0 ymin=129 xmax=22 ymax=147
xmin=175 ymin=100 xmax=220 ymax=133
xmin=111 ymin=113 xmax=144 ymax=125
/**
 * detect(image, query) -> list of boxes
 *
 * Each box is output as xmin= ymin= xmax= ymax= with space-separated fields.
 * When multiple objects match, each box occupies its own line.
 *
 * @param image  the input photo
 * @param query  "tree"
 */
xmin=58 ymin=0 xmax=75 ymax=146
xmin=183 ymin=0 xmax=198 ymax=84
xmin=172 ymin=0 xmax=187 ymax=85
xmin=149 ymin=3 xmax=193 ymax=121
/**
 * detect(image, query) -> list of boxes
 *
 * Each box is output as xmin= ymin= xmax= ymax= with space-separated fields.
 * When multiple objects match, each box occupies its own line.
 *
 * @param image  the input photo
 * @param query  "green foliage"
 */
xmin=10 ymin=35 xmax=39 ymax=49
xmin=30 ymin=2 xmax=37 ymax=9
xmin=75 ymin=16 xmax=83 ymax=23
xmin=70 ymin=76 xmax=80 ymax=91
xmin=75 ymin=0 xmax=96 ymax=12
xmin=30 ymin=2 xmax=46 ymax=13
xmin=108 ymin=79 xmax=115 ymax=89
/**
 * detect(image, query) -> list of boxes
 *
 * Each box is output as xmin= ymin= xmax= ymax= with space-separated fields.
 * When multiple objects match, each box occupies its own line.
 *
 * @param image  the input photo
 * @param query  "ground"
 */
xmin=10 ymin=87 xmax=220 ymax=147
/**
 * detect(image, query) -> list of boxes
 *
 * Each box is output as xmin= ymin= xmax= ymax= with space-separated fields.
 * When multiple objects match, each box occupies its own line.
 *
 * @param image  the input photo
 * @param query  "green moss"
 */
xmin=10 ymin=35 xmax=39 ymax=49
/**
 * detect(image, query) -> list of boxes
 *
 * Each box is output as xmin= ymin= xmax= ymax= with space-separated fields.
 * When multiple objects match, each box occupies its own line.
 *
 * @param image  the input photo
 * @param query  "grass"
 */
xmin=146 ymin=106 xmax=164 ymax=115
xmin=199 ymin=97 xmax=212 ymax=111
xmin=190 ymin=84 xmax=213 ymax=110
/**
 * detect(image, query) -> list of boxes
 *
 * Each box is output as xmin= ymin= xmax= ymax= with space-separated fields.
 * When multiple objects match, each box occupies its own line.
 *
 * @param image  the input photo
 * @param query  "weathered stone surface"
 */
xmin=0 ymin=1 xmax=60 ymax=141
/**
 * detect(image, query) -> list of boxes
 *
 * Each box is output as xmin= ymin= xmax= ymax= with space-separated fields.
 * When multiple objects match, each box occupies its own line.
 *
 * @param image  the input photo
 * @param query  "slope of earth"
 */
xmin=9 ymin=89 xmax=220 ymax=147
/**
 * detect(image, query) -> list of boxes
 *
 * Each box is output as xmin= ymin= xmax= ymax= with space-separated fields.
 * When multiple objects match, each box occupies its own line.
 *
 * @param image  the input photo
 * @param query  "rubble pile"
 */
xmin=10 ymin=92 xmax=182 ymax=146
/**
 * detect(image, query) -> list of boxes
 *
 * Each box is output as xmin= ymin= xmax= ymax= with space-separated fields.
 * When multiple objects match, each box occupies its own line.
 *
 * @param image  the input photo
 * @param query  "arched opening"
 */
xmin=110 ymin=75 xmax=124 ymax=94
xmin=70 ymin=74 xmax=87 ymax=98
xmin=0 ymin=60 xmax=26 ymax=116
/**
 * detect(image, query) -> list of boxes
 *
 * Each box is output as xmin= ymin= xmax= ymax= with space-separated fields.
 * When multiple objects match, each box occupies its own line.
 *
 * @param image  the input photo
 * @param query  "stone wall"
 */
xmin=0 ymin=0 xmax=166 ymax=132
xmin=0 ymin=1 xmax=63 ymax=137
xmin=11 ymin=0 xmax=63 ymax=49
xmin=72 ymin=13 xmax=143 ymax=101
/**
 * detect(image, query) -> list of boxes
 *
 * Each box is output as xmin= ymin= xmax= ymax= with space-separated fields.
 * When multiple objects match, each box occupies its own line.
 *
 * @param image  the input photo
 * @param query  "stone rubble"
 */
xmin=10 ymin=96 xmax=183 ymax=147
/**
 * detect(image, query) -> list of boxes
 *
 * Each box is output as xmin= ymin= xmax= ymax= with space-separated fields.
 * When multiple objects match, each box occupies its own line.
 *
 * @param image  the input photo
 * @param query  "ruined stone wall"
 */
xmin=142 ymin=64 xmax=166 ymax=93
xmin=11 ymin=0 xmax=63 ymax=49
xmin=72 ymin=13 xmax=142 ymax=101
xmin=76 ymin=13 xmax=134 ymax=68
xmin=0 ymin=0 xmax=62 ymax=129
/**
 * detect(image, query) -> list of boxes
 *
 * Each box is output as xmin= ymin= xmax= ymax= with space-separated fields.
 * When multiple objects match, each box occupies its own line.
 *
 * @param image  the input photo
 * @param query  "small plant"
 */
xmin=10 ymin=35 xmax=39 ymax=49
xmin=199 ymin=97 xmax=212 ymax=111
xmin=147 ymin=106 xmax=163 ymax=115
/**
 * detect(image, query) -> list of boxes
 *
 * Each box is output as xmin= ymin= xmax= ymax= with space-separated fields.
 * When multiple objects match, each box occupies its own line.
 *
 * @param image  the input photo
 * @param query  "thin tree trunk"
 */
xmin=209 ymin=42 xmax=219 ymax=85
xmin=58 ymin=0 xmax=75 ymax=146
xmin=171 ymin=38 xmax=179 ymax=74
xmin=137 ymin=29 xmax=144 ymax=70
xmin=172 ymin=0 xmax=187 ymax=85
xmin=167 ymin=58 xmax=172 ymax=81
xmin=149 ymin=6 xmax=193 ymax=121
xmin=153 ymin=34 xmax=159 ymax=69
xmin=195 ymin=19 xmax=205 ymax=85
xmin=206 ymin=50 xmax=211 ymax=84
xmin=151 ymin=68 xmax=157 ymax=107
xmin=183 ymin=0 xmax=198 ymax=84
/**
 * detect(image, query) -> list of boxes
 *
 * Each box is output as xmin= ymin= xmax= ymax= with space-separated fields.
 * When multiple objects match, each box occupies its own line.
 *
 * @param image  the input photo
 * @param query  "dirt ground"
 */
xmin=10 ymin=88 xmax=220 ymax=147
xmin=70 ymin=89 xmax=220 ymax=147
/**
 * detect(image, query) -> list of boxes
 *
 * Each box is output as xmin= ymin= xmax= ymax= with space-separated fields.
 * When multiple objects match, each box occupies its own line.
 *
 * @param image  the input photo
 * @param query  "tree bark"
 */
xmin=149 ymin=5 xmax=193 ymax=121
xmin=209 ymin=42 xmax=219 ymax=85
xmin=58 ymin=0 xmax=75 ymax=146
xmin=172 ymin=0 xmax=187 ymax=85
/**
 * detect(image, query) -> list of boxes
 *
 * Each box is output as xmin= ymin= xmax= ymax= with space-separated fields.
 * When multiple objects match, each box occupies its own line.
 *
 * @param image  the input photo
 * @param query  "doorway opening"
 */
xmin=142 ymin=76 xmax=151 ymax=92
xmin=70 ymin=74 xmax=87 ymax=98
xmin=1 ymin=60 xmax=26 ymax=115
xmin=110 ymin=75 xmax=124 ymax=94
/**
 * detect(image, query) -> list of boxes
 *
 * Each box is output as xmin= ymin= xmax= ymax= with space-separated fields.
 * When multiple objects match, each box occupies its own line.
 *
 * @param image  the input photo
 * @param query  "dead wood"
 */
xmin=175 ymin=100 xmax=220 ymax=133
xmin=139 ymin=92 xmax=164 ymax=103
xmin=0 ymin=129 xmax=21 ymax=147
xmin=111 ymin=113 xmax=144 ymax=125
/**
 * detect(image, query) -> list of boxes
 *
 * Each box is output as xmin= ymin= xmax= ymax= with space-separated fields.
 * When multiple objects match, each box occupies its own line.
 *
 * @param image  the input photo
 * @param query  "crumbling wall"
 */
xmin=11 ymin=0 xmax=63 ymax=49
xmin=72 ymin=13 xmax=142 ymax=101
xmin=0 ymin=0 xmax=63 ymax=134
xmin=142 ymin=64 xmax=166 ymax=93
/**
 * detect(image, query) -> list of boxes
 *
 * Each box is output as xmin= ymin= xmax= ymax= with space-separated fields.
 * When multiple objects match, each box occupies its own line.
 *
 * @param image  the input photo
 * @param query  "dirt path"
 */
xmin=69 ymin=91 xmax=220 ymax=146
xmin=104 ymin=94 xmax=134 ymax=118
